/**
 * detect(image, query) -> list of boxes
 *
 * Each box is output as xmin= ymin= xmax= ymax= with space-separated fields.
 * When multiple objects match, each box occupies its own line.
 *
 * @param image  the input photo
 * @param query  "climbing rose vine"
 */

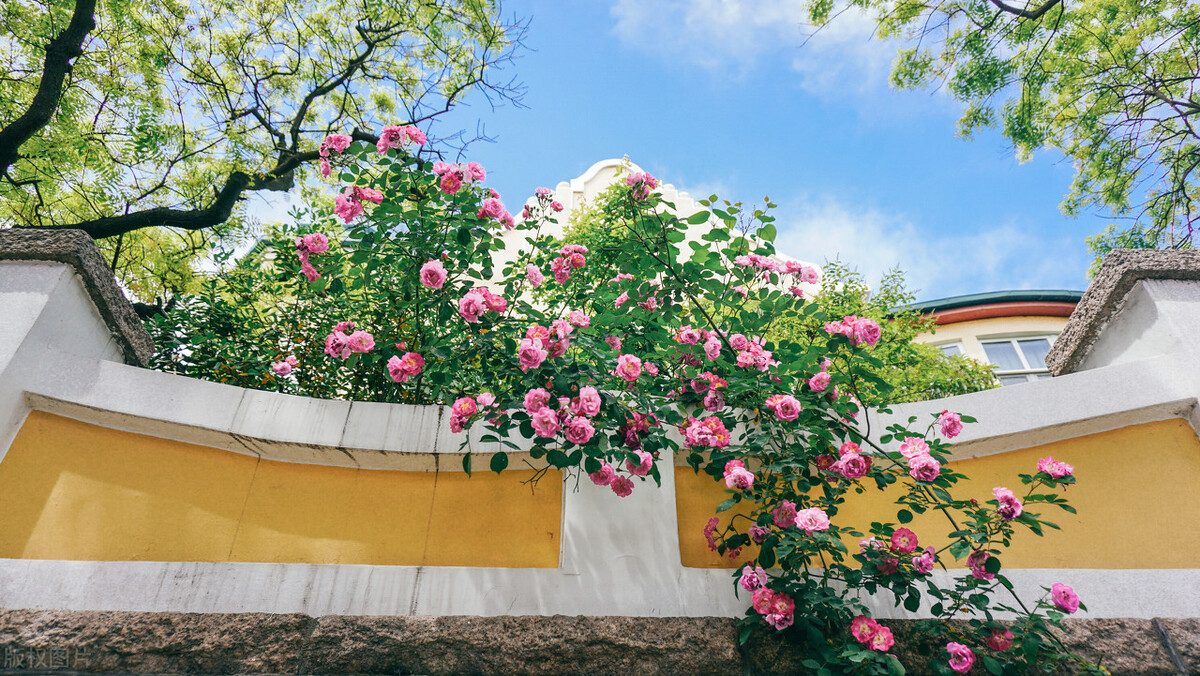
xmin=160 ymin=129 xmax=1099 ymax=675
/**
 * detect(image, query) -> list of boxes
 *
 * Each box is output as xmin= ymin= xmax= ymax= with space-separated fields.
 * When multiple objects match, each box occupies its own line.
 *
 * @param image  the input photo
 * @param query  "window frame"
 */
xmin=979 ymin=334 xmax=1057 ymax=385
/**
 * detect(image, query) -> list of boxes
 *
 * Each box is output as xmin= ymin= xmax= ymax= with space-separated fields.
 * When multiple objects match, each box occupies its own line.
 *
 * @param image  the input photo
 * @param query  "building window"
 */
xmin=935 ymin=342 xmax=964 ymax=357
xmin=981 ymin=336 xmax=1055 ymax=385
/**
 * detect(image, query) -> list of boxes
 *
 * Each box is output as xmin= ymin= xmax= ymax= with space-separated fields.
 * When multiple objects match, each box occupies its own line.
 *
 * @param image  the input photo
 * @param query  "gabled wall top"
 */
xmin=0 ymin=229 xmax=152 ymax=366
xmin=1046 ymin=248 xmax=1200 ymax=375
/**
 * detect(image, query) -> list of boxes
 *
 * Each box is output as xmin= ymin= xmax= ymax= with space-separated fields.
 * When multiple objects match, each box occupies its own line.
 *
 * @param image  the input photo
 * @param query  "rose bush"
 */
xmin=147 ymin=131 xmax=1100 ymax=675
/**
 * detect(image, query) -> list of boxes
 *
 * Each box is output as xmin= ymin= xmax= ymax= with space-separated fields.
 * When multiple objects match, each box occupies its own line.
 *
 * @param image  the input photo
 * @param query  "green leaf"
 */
xmin=897 ymin=509 xmax=913 ymax=523
xmin=489 ymin=451 xmax=509 ymax=473
xmin=716 ymin=497 xmax=736 ymax=513
xmin=462 ymin=453 xmax=472 ymax=476
xmin=686 ymin=210 xmax=711 ymax=224
xmin=758 ymin=223 xmax=777 ymax=242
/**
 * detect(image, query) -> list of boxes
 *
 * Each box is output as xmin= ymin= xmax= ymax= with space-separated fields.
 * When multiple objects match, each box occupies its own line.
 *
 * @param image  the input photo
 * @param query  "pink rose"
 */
xmin=749 ymin=525 xmax=770 ymax=543
xmin=300 ymin=261 xmax=320 ymax=282
xmin=531 ymin=407 xmax=560 ymax=438
xmin=524 ymin=388 xmax=551 ymax=413
xmin=1051 ymin=583 xmax=1079 ymax=613
xmin=614 ymin=291 xmax=630 ymax=308
xmin=774 ymin=395 xmax=801 ymax=421
xmin=852 ymin=317 xmax=882 ymax=347
xmin=324 ymin=331 xmax=351 ymax=359
xmin=518 ymin=338 xmax=548 ymax=372
xmin=898 ymin=436 xmax=930 ymax=459
xmin=387 ymin=352 xmax=424 ymax=383
xmin=535 ymin=186 xmax=552 ymax=197
xmin=477 ymin=392 xmax=496 ymax=408
xmin=739 ymin=564 xmax=768 ymax=591
xmin=320 ymin=133 xmax=351 ymax=156
xmin=577 ymin=386 xmax=601 ymax=417
xmin=993 ymin=487 xmax=1023 ymax=520
xmin=832 ymin=452 xmax=871 ymax=480
xmin=907 ymin=453 xmax=941 ymax=482
xmin=346 ymin=330 xmax=374 ymax=353
xmin=626 ymin=450 xmax=653 ymax=476
xmin=808 ymin=371 xmax=831 ymax=392
xmin=271 ymin=360 xmax=293 ymax=376
xmin=969 ymin=550 xmax=995 ymax=580
xmin=420 ymin=260 xmax=447 ymax=289
xmin=614 ymin=353 xmax=642 ymax=382
xmin=302 ymin=233 xmax=329 ymax=254
xmin=333 ymin=193 xmax=364 ymax=223
xmin=793 ymin=507 xmax=830 ymax=535
xmin=772 ymin=500 xmax=798 ymax=528
xmin=564 ymin=416 xmax=595 ymax=445
xmin=610 ymin=475 xmax=634 ymax=497
xmin=551 ymin=201 xmax=563 ymax=212
xmin=589 ymin=462 xmax=616 ymax=486
xmin=525 ymin=264 xmax=545 ymax=288
xmin=890 ymin=527 xmax=919 ymax=554
xmin=458 ymin=290 xmax=487 ymax=323
xmin=376 ymin=125 xmax=406 ymax=154
xmin=682 ymin=416 xmax=731 ymax=448
xmin=724 ymin=463 xmax=755 ymax=490
xmin=939 ymin=410 xmax=964 ymax=438
xmin=1037 ymin=456 xmax=1075 ymax=479
xmin=850 ymin=616 xmax=879 ymax=644
xmin=914 ymin=546 xmax=937 ymax=575
xmin=605 ymin=336 xmax=622 ymax=351
xmin=985 ymin=629 xmax=1014 ymax=651
xmin=451 ymin=396 xmax=477 ymax=418
xmin=729 ymin=334 xmax=749 ymax=350
xmin=870 ymin=626 xmax=894 ymax=652
xmin=568 ymin=310 xmax=590 ymax=327
xmin=946 ymin=642 xmax=975 ymax=673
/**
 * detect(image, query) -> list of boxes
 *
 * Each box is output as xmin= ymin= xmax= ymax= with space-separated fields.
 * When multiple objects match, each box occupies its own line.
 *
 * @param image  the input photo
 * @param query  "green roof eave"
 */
xmin=900 ymin=289 xmax=1085 ymax=315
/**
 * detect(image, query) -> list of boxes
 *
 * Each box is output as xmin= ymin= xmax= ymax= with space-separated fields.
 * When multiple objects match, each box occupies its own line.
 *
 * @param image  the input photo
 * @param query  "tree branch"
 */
xmin=987 ymin=0 xmax=1061 ymax=20
xmin=0 ymin=0 xmax=97 ymax=173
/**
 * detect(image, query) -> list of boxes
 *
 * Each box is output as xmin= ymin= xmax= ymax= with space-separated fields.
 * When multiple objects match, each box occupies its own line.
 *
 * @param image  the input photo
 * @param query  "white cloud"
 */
xmin=773 ymin=195 xmax=1089 ymax=300
xmin=609 ymin=0 xmax=899 ymax=95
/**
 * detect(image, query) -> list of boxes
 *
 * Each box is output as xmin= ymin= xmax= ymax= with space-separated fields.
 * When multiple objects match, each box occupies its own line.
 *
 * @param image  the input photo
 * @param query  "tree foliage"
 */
xmin=810 ymin=0 xmax=1200 ymax=265
xmin=0 ymin=0 xmax=523 ymax=296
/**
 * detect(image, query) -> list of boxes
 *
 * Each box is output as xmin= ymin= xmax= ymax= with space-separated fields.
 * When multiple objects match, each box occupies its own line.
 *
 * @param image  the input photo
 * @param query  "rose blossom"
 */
xmin=272 ymin=360 xmax=293 ymax=376
xmin=1037 ymin=456 xmax=1075 ymax=479
xmin=614 ymin=353 xmax=642 ymax=382
xmin=794 ymin=507 xmax=830 ymax=535
xmin=568 ymin=310 xmax=590 ymax=327
xmin=458 ymin=290 xmax=487 ymax=322
xmin=525 ymin=264 xmax=545 ymax=288
xmin=1051 ymin=583 xmax=1080 ymax=613
xmin=531 ymin=407 xmax=560 ymax=438
xmin=969 ymin=550 xmax=995 ymax=580
xmin=914 ymin=546 xmax=937 ymax=575
xmin=749 ymin=525 xmax=770 ymax=543
xmin=773 ymin=394 xmax=801 ymax=421
xmin=772 ymin=500 xmax=798 ymax=528
xmin=589 ymin=462 xmax=616 ymax=486
xmin=626 ymin=450 xmax=653 ymax=476
xmin=577 ymin=386 xmax=601 ymax=416
xmin=451 ymin=396 xmax=477 ymax=419
xmin=946 ymin=642 xmax=975 ymax=673
xmin=898 ymin=436 xmax=930 ymax=459
xmin=387 ymin=352 xmax=424 ymax=383
xmin=808 ymin=371 xmax=831 ymax=392
xmin=724 ymin=463 xmax=755 ymax=490
xmin=324 ymin=330 xmax=351 ymax=359
xmin=346 ymin=330 xmax=374 ymax=353
xmin=939 ymin=410 xmax=964 ymax=438
xmin=907 ymin=453 xmax=941 ymax=482
xmin=739 ymin=564 xmax=768 ymax=591
xmin=564 ymin=416 xmax=595 ymax=445
xmin=985 ymin=628 xmax=1014 ymax=651
xmin=993 ymin=487 xmax=1023 ymax=520
xmin=890 ymin=527 xmax=919 ymax=554
xmin=523 ymin=387 xmax=551 ymax=413
xmin=850 ymin=616 xmax=879 ymax=644
xmin=420 ymin=260 xmax=447 ymax=289
xmin=870 ymin=626 xmax=894 ymax=652
xmin=517 ymin=337 xmax=548 ymax=372
xmin=831 ymin=453 xmax=871 ymax=480
xmin=610 ymin=475 xmax=634 ymax=498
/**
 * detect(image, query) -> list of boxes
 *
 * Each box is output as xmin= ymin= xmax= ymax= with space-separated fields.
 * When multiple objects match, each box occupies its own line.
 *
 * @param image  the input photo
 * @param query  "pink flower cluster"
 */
xmin=808 ymin=357 xmax=832 ymax=392
xmin=829 ymin=440 xmax=872 ymax=480
xmin=624 ymin=171 xmax=658 ymax=200
xmin=850 ymin=616 xmax=895 ymax=652
xmin=272 ymin=355 xmax=299 ymax=376
xmin=324 ymin=321 xmax=374 ymax=359
xmin=521 ymin=385 xmax=600 ymax=448
xmin=824 ymin=315 xmax=882 ymax=347
xmin=969 ymin=550 xmax=994 ymax=580
xmin=993 ymin=486 xmax=1023 ymax=520
xmin=723 ymin=459 xmax=755 ymax=490
xmin=517 ymin=323 xmax=571 ymax=371
xmin=376 ymin=124 xmax=426 ymax=155
xmin=764 ymin=394 xmax=801 ymax=421
xmin=448 ymin=396 xmax=479 ymax=433
xmin=432 ymin=161 xmax=485 ymax=195
xmin=899 ymin=436 xmax=941 ymax=482
xmin=938 ymin=409 xmax=963 ymax=438
xmin=476 ymin=195 xmax=515 ymax=230
xmin=681 ymin=416 xmax=731 ymax=448
xmin=294 ymin=232 xmax=329 ymax=282
xmin=458 ymin=287 xmax=506 ymax=323
xmin=751 ymin=587 xmax=795 ymax=630
xmin=1037 ymin=456 xmax=1074 ymax=479
xmin=334 ymin=185 xmax=383 ymax=224
xmin=550 ymin=244 xmax=588 ymax=284
xmin=739 ymin=563 xmax=768 ymax=591
xmin=730 ymin=333 xmax=774 ymax=371
xmin=386 ymin=352 xmax=424 ymax=383
xmin=946 ymin=642 xmax=975 ymax=673
xmin=318 ymin=133 xmax=352 ymax=177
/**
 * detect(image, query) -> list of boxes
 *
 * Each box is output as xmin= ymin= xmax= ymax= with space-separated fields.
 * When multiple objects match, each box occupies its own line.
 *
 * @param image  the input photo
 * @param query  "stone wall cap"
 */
xmin=1046 ymin=248 xmax=1200 ymax=376
xmin=0 ymin=229 xmax=153 ymax=366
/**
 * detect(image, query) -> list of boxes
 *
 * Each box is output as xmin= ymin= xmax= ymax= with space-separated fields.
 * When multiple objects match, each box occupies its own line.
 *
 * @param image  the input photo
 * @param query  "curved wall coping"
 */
xmin=1048 ymin=248 xmax=1200 ymax=375
xmin=0 ymin=229 xmax=152 ymax=366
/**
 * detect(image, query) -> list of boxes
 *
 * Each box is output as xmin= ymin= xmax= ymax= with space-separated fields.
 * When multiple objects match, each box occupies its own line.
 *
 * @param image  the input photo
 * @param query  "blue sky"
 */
xmin=417 ymin=1 xmax=1100 ymax=301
